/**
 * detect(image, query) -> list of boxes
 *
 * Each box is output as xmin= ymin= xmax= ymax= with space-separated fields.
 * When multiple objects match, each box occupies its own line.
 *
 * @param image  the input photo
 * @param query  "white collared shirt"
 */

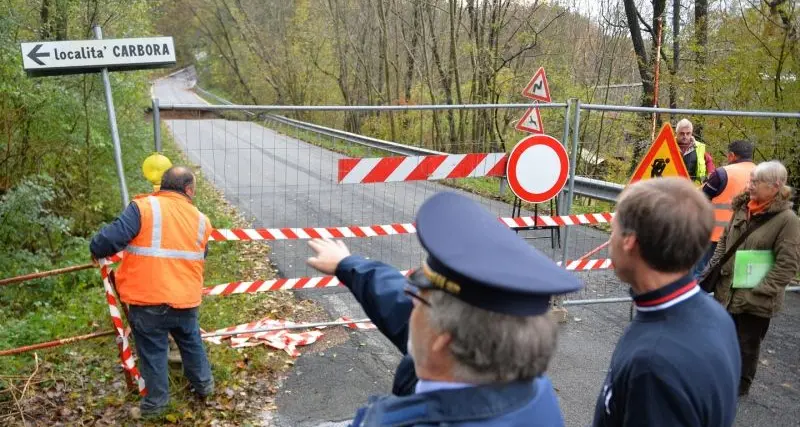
xmin=414 ymin=379 xmax=474 ymax=394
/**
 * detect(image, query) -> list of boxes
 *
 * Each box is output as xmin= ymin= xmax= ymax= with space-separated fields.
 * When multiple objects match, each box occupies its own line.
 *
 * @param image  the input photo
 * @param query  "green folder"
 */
xmin=732 ymin=250 xmax=775 ymax=289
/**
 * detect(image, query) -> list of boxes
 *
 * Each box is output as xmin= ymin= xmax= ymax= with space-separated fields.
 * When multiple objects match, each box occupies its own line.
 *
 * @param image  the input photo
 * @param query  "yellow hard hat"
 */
xmin=142 ymin=153 xmax=173 ymax=186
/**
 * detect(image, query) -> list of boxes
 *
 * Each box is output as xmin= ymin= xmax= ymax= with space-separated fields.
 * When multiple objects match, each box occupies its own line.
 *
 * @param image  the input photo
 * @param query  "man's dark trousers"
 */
xmin=128 ymin=304 xmax=214 ymax=414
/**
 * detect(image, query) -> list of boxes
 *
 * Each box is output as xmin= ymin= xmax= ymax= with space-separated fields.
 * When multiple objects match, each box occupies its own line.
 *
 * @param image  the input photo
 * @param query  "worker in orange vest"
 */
xmin=692 ymin=140 xmax=756 ymax=279
xmin=90 ymin=166 xmax=213 ymax=418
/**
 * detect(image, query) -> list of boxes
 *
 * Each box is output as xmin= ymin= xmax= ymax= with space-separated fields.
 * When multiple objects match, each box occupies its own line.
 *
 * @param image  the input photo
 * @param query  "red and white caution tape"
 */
xmin=202 ymin=260 xmax=613 ymax=297
xmin=208 ymin=213 xmax=614 ymax=242
xmin=100 ymin=252 xmax=124 ymax=264
xmin=202 ymin=270 xmax=413 ymax=296
xmin=498 ymin=212 xmax=614 ymax=228
xmin=560 ymin=258 xmax=614 ymax=271
xmin=332 ymin=316 xmax=377 ymax=330
xmin=202 ymin=317 xmax=376 ymax=357
xmin=209 ymin=223 xmax=417 ymax=241
xmin=101 ymin=213 xmax=614 ymax=244
xmin=100 ymin=265 xmax=146 ymax=395
xmin=338 ymin=153 xmax=507 ymax=184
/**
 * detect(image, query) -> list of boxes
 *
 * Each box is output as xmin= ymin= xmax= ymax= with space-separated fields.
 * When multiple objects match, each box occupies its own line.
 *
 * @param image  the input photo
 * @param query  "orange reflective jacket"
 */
xmin=710 ymin=162 xmax=755 ymax=242
xmin=116 ymin=191 xmax=212 ymax=308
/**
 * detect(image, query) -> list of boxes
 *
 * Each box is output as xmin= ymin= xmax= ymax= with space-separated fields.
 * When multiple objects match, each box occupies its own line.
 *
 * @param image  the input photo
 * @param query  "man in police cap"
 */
xmin=306 ymin=191 xmax=582 ymax=426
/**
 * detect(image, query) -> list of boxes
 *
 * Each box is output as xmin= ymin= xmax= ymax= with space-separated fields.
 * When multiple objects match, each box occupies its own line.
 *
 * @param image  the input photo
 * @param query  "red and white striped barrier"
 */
xmin=100 ymin=265 xmax=146 ymax=395
xmin=201 ymin=317 xmax=378 ymax=357
xmin=498 ymin=212 xmax=614 ymax=228
xmin=203 ymin=270 xmax=414 ymax=296
xmin=338 ymin=153 xmax=507 ymax=184
xmin=209 ymin=223 xmax=417 ymax=241
xmin=99 ymin=213 xmax=614 ymax=244
xmin=561 ymin=258 xmax=614 ymax=271
xmin=334 ymin=316 xmax=377 ymax=330
xmin=208 ymin=212 xmax=614 ymax=242
xmin=202 ymin=260 xmax=613 ymax=297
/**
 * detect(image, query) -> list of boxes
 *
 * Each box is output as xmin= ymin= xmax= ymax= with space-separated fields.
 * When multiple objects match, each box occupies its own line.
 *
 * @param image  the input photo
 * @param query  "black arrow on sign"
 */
xmin=27 ymin=44 xmax=50 ymax=66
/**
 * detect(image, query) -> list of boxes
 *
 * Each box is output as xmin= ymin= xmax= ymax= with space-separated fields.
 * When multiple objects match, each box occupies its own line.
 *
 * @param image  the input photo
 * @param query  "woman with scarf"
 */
xmin=703 ymin=160 xmax=800 ymax=396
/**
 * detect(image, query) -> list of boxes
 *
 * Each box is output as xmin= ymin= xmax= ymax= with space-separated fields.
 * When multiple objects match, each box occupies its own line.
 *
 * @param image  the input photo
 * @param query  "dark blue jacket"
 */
xmin=335 ymin=255 xmax=416 ymax=395
xmin=90 ymin=202 xmax=142 ymax=259
xmin=335 ymin=256 xmax=565 ymax=427
xmin=592 ymin=276 xmax=740 ymax=427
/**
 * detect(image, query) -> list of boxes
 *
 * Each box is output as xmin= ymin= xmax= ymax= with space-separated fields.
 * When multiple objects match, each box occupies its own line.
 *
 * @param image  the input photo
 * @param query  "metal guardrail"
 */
xmin=570 ymin=176 xmax=624 ymax=203
xmin=264 ymin=114 xmax=443 ymax=157
xmin=262 ymin=114 xmax=623 ymax=202
xmin=180 ymin=88 xmax=625 ymax=203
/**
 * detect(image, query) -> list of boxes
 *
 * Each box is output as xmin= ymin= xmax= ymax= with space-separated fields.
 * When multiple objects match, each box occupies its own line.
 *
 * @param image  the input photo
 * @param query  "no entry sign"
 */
xmin=506 ymin=135 xmax=569 ymax=204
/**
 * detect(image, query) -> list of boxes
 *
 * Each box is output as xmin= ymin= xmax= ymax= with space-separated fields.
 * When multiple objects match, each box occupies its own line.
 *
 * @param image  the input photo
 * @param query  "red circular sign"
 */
xmin=506 ymin=135 xmax=569 ymax=203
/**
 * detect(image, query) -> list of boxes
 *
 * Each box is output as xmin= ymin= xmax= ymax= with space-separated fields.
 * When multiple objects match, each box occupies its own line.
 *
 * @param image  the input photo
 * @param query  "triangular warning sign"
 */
xmin=515 ymin=106 xmax=544 ymax=134
xmin=521 ymin=67 xmax=551 ymax=103
xmin=628 ymin=123 xmax=690 ymax=184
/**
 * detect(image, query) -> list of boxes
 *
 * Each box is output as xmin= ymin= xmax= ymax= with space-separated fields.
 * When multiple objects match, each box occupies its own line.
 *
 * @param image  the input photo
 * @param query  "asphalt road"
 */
xmin=153 ymin=71 xmax=800 ymax=426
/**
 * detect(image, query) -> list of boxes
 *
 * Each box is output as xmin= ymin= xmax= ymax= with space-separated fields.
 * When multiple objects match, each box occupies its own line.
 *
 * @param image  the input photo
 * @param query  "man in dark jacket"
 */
xmin=692 ymin=140 xmax=756 ymax=278
xmin=306 ymin=192 xmax=583 ymax=426
xmin=593 ymin=177 xmax=740 ymax=427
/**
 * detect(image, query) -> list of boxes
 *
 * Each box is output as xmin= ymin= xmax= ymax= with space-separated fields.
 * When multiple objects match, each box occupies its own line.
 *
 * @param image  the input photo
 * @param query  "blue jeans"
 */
xmin=692 ymin=242 xmax=718 ymax=280
xmin=128 ymin=304 xmax=214 ymax=414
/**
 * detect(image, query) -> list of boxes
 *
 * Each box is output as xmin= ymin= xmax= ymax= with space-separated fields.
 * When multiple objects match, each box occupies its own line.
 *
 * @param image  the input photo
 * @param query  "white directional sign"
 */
xmin=21 ymin=37 xmax=176 ymax=76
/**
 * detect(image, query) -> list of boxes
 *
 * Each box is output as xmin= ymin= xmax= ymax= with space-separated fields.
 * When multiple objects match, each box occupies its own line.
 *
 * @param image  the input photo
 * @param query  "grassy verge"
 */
xmin=0 ymin=119 xmax=311 ymax=426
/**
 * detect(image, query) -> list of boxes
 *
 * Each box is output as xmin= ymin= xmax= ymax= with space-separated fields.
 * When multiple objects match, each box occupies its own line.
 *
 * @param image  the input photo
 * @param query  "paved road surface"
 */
xmin=153 ymin=70 xmax=800 ymax=426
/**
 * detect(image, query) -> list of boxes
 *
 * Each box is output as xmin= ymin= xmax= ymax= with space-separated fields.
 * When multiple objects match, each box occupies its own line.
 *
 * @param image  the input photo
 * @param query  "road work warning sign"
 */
xmin=628 ymin=123 xmax=690 ymax=184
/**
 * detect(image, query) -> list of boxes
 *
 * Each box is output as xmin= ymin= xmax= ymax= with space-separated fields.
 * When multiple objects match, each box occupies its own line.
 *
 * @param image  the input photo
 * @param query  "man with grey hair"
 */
xmin=676 ymin=118 xmax=716 ymax=183
xmin=593 ymin=178 xmax=740 ymax=427
xmin=307 ymin=191 xmax=582 ymax=426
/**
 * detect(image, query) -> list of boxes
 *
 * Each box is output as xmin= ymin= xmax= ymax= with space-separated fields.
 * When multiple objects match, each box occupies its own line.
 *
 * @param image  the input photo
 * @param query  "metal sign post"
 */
xmin=93 ymin=25 xmax=129 ymax=208
xmin=20 ymin=27 xmax=176 ymax=210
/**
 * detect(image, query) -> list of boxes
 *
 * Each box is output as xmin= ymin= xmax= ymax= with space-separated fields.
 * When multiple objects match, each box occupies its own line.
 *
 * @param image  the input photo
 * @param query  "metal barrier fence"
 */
xmin=561 ymin=102 xmax=800 ymax=291
xmin=156 ymin=88 xmax=800 ymax=303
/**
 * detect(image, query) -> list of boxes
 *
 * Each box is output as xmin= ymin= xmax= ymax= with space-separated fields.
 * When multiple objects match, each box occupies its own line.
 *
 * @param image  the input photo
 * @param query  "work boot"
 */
xmin=130 ymin=406 xmax=165 ymax=420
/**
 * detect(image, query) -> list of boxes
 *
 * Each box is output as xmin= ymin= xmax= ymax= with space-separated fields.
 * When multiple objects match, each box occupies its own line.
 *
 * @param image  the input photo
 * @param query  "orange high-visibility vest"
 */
xmin=116 ymin=191 xmax=212 ymax=308
xmin=710 ymin=161 xmax=755 ymax=242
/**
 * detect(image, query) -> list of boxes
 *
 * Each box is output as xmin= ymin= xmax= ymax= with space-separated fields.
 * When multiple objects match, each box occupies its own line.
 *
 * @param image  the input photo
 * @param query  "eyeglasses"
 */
xmin=404 ymin=284 xmax=432 ymax=307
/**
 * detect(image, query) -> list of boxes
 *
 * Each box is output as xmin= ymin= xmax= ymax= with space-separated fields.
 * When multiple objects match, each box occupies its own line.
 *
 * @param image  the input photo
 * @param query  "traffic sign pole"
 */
xmin=93 ymin=25 xmax=129 ymax=208
xmin=561 ymin=99 xmax=581 ymax=267
xmin=153 ymin=97 xmax=162 ymax=152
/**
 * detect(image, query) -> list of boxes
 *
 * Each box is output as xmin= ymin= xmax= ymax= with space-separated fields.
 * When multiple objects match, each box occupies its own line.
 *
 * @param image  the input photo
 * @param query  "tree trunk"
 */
xmin=376 ymin=0 xmax=396 ymax=140
xmin=623 ymin=0 xmax=666 ymax=175
xmin=670 ymin=0 xmax=680 ymax=109
xmin=694 ymin=0 xmax=708 ymax=138
xmin=426 ymin=2 xmax=456 ymax=151
xmin=40 ymin=0 xmax=52 ymax=40
xmin=403 ymin=0 xmax=420 ymax=103
xmin=449 ymin=0 xmax=465 ymax=144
